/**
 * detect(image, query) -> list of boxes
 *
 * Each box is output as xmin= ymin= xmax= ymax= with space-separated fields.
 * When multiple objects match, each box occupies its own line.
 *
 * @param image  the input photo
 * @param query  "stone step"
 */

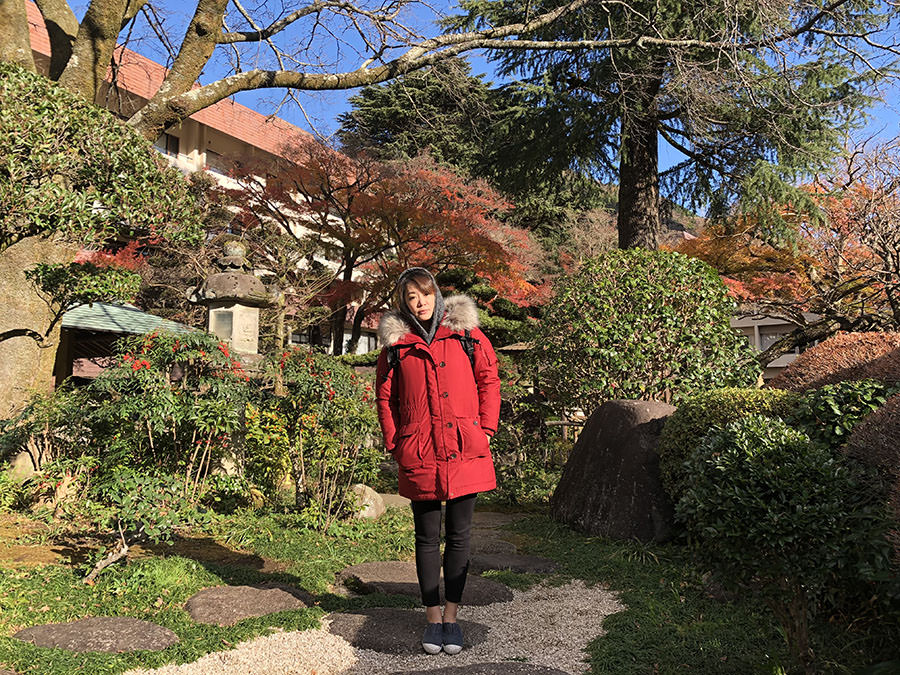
xmin=393 ymin=664 xmax=570 ymax=675
xmin=339 ymin=561 xmax=513 ymax=605
xmin=471 ymin=511 xmax=526 ymax=529
xmin=469 ymin=552 xmax=559 ymax=575
xmin=14 ymin=616 xmax=178 ymax=653
xmin=469 ymin=537 xmax=518 ymax=556
xmin=327 ymin=608 xmax=488 ymax=655
xmin=184 ymin=583 xmax=307 ymax=626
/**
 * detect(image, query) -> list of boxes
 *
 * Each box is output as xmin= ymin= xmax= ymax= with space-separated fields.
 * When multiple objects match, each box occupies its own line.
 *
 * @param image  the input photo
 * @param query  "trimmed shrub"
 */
xmin=768 ymin=332 xmax=900 ymax=391
xmin=657 ymin=387 xmax=800 ymax=501
xmin=676 ymin=414 xmax=893 ymax=672
xmin=526 ymin=250 xmax=760 ymax=417
xmin=845 ymin=393 xmax=900 ymax=566
xmin=338 ymin=350 xmax=379 ymax=368
xmin=787 ymin=379 xmax=900 ymax=452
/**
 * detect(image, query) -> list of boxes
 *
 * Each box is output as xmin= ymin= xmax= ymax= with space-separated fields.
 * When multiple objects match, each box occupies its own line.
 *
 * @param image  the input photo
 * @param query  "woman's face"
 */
xmin=405 ymin=285 xmax=435 ymax=322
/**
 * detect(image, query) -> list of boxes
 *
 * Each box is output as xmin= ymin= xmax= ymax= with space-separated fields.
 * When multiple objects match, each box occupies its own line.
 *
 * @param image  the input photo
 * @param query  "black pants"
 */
xmin=410 ymin=493 xmax=477 ymax=607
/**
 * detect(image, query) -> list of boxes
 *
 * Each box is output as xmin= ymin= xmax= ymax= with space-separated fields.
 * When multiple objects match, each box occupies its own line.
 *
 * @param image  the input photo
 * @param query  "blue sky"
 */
xmin=68 ymin=0 xmax=900 ymax=165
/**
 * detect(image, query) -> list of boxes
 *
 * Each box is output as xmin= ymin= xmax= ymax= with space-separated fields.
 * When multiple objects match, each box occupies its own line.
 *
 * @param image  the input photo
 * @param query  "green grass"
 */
xmin=0 ymin=507 xmax=417 ymax=674
xmin=507 ymin=515 xmax=900 ymax=675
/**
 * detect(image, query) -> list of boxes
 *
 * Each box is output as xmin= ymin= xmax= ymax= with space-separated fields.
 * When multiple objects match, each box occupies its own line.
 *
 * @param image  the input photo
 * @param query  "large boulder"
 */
xmin=551 ymin=399 xmax=676 ymax=542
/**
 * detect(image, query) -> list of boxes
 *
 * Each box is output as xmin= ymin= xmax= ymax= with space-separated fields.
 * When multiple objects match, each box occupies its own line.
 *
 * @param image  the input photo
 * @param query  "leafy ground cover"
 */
xmin=511 ymin=516 xmax=900 ymax=675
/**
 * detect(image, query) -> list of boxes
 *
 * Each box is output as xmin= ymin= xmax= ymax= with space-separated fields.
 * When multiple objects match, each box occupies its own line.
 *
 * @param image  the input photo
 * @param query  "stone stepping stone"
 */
xmin=184 ymin=584 xmax=306 ymax=626
xmin=472 ymin=511 xmax=524 ymax=529
xmin=469 ymin=552 xmax=559 ymax=575
xmin=339 ymin=561 xmax=513 ymax=605
xmin=328 ymin=608 xmax=488 ymax=654
xmin=14 ymin=616 xmax=178 ymax=653
xmin=393 ymin=664 xmax=569 ymax=675
xmin=469 ymin=537 xmax=518 ymax=556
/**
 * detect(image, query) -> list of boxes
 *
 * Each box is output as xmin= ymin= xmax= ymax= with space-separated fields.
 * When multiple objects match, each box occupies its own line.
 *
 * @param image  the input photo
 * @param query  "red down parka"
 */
xmin=376 ymin=295 xmax=500 ymax=501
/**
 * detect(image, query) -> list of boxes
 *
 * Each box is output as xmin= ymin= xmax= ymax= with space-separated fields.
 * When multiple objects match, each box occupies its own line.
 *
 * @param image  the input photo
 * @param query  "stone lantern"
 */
xmin=188 ymin=240 xmax=270 ymax=355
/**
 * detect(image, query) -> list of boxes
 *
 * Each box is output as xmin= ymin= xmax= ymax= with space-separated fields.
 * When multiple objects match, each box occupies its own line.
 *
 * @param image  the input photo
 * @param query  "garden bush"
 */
xmin=787 ymin=379 xmax=900 ymax=452
xmin=657 ymin=387 xmax=800 ymax=501
xmin=0 ymin=330 xmax=252 ymax=511
xmin=78 ymin=331 xmax=250 ymax=489
xmin=676 ymin=414 xmax=893 ymax=673
xmin=242 ymin=349 xmax=381 ymax=529
xmin=845 ymin=393 xmax=900 ymax=566
xmin=0 ymin=61 xmax=202 ymax=249
xmin=0 ymin=386 xmax=88 ymax=470
xmin=483 ymin=356 xmax=567 ymax=506
xmin=768 ymin=331 xmax=900 ymax=391
xmin=526 ymin=250 xmax=760 ymax=417
xmin=0 ymin=469 xmax=27 ymax=512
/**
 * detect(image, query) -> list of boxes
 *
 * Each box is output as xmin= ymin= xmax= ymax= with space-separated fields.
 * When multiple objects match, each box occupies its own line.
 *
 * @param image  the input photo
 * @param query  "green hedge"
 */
xmin=676 ymin=414 xmax=893 ymax=672
xmin=788 ymin=379 xmax=900 ymax=452
xmin=658 ymin=387 xmax=800 ymax=501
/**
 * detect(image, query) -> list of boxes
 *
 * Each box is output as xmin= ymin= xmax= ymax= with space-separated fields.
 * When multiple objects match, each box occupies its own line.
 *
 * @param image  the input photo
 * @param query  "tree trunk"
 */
xmin=127 ymin=0 xmax=227 ymax=139
xmin=34 ymin=0 xmax=79 ymax=79
xmin=0 ymin=0 xmax=37 ymax=71
xmin=57 ymin=0 xmax=132 ymax=100
xmin=617 ymin=70 xmax=663 ymax=250
xmin=331 ymin=305 xmax=348 ymax=356
xmin=347 ymin=305 xmax=367 ymax=355
xmin=755 ymin=317 xmax=842 ymax=367
xmin=273 ymin=293 xmax=286 ymax=397
xmin=0 ymin=236 xmax=78 ymax=419
xmin=617 ymin=113 xmax=661 ymax=249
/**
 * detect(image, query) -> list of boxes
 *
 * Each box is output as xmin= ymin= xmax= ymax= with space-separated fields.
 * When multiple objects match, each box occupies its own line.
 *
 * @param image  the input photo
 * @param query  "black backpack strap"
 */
xmin=455 ymin=329 xmax=479 ymax=372
xmin=382 ymin=343 xmax=412 ymax=380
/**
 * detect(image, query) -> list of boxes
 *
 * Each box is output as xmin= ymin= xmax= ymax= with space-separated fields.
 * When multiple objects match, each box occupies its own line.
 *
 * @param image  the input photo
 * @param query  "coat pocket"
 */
xmin=394 ymin=421 xmax=431 ymax=469
xmin=458 ymin=417 xmax=490 ymax=459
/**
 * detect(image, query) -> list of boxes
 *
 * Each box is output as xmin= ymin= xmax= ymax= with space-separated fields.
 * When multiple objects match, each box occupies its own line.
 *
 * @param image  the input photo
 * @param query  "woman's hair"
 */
xmin=396 ymin=271 xmax=436 ymax=308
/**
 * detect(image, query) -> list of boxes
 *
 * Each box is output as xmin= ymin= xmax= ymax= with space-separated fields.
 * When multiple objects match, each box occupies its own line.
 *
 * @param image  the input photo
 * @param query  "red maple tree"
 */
xmin=226 ymin=144 xmax=543 ymax=354
xmin=674 ymin=141 xmax=900 ymax=364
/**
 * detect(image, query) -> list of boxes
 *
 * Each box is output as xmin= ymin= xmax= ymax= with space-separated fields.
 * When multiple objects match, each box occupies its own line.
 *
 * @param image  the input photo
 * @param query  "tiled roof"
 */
xmin=26 ymin=1 xmax=311 ymax=160
xmin=62 ymin=303 xmax=194 ymax=335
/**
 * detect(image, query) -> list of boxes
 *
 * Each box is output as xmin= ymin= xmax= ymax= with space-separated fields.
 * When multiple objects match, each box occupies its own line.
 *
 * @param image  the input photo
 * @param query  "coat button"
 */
xmin=449 ymin=453 xmax=457 ymax=459
xmin=439 ymin=361 xmax=445 ymax=367
xmin=442 ymin=392 xmax=449 ymax=398
xmin=473 ymin=420 xmax=479 ymax=425
xmin=446 ymin=422 xmax=453 ymax=428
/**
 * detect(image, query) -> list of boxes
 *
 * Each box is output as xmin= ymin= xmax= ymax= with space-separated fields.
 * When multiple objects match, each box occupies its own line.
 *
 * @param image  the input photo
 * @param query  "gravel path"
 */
xmin=125 ymin=580 xmax=623 ymax=675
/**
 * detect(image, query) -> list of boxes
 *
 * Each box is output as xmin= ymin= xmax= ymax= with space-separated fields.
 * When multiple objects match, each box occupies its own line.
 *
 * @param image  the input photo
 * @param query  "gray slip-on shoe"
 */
xmin=442 ymin=621 xmax=463 ymax=655
xmin=422 ymin=622 xmax=443 ymax=654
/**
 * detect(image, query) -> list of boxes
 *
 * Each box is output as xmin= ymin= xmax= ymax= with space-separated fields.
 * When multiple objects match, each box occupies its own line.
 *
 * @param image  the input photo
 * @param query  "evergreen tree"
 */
xmin=451 ymin=0 xmax=896 ymax=249
xmin=338 ymin=58 xmax=611 ymax=241
xmin=338 ymin=59 xmax=496 ymax=175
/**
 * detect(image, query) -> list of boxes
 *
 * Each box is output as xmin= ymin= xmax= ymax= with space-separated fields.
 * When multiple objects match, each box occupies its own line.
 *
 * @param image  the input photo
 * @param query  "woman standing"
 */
xmin=376 ymin=267 xmax=501 ymax=655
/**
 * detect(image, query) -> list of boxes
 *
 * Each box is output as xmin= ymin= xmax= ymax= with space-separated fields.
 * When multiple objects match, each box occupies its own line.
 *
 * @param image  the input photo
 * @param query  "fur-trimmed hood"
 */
xmin=378 ymin=295 xmax=480 ymax=347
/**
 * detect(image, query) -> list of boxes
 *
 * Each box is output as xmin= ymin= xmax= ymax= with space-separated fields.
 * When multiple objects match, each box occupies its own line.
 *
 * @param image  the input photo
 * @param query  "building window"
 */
xmin=205 ymin=149 xmax=226 ymax=174
xmin=759 ymin=326 xmax=799 ymax=353
xmin=288 ymin=329 xmax=309 ymax=345
xmin=210 ymin=310 xmax=233 ymax=341
xmin=153 ymin=133 xmax=179 ymax=157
